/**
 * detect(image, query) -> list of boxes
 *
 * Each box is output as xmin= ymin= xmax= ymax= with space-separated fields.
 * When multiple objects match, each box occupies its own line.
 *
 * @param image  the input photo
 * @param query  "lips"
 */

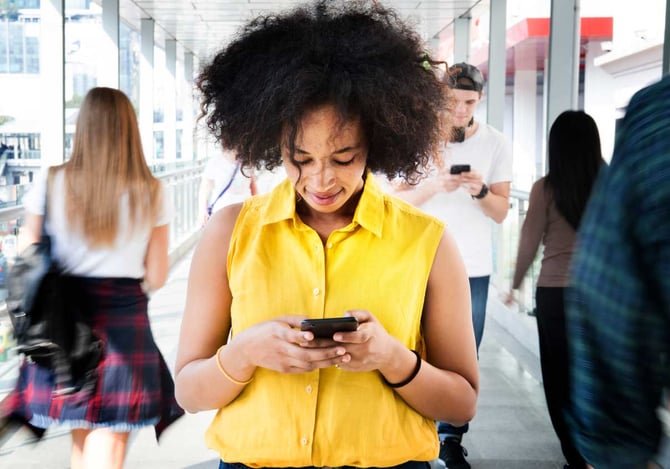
xmin=308 ymin=189 xmax=342 ymax=206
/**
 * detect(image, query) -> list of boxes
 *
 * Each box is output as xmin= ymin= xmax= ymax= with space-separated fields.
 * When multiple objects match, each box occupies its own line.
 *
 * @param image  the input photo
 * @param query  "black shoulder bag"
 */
xmin=6 ymin=169 xmax=103 ymax=396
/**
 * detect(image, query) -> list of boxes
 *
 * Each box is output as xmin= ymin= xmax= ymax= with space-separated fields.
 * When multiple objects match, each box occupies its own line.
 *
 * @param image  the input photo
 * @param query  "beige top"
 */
xmin=512 ymin=177 xmax=577 ymax=289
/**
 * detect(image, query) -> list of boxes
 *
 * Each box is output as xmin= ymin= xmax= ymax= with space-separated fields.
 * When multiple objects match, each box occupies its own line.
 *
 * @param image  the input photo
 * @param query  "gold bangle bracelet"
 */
xmin=215 ymin=345 xmax=254 ymax=386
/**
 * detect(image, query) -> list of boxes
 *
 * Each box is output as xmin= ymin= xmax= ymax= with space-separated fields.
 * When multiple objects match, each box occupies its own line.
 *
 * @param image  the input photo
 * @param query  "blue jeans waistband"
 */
xmin=219 ymin=461 xmax=431 ymax=469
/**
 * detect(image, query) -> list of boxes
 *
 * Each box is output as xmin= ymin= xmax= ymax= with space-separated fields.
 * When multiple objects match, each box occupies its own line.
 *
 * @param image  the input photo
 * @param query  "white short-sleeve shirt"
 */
xmin=23 ymin=168 xmax=173 ymax=278
xmin=420 ymin=123 xmax=513 ymax=276
xmin=203 ymin=152 xmax=253 ymax=213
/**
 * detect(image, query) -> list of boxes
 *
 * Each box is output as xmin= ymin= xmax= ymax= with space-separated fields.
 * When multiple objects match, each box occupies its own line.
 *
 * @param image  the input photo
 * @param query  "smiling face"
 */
xmin=282 ymin=105 xmax=368 ymax=218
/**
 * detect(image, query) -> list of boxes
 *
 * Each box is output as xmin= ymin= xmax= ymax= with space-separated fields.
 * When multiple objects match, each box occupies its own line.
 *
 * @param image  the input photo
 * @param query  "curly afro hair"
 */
xmin=197 ymin=0 xmax=448 ymax=182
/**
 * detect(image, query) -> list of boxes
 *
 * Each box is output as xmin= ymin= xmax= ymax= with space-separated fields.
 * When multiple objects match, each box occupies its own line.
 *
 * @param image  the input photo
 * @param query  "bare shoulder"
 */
xmin=193 ymin=203 xmax=244 ymax=265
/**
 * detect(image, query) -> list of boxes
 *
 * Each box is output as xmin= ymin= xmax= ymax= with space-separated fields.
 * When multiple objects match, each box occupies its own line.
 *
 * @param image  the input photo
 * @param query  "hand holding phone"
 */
xmin=450 ymin=164 xmax=471 ymax=175
xmin=300 ymin=317 xmax=359 ymax=338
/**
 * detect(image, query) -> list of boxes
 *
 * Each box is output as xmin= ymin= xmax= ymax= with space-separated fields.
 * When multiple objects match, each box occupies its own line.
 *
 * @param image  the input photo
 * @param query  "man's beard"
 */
xmin=450 ymin=117 xmax=474 ymax=143
xmin=450 ymin=127 xmax=466 ymax=142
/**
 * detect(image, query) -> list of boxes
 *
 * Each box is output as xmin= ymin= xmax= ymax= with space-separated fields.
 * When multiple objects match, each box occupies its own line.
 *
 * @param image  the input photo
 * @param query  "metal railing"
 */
xmin=491 ymin=188 xmax=542 ymax=316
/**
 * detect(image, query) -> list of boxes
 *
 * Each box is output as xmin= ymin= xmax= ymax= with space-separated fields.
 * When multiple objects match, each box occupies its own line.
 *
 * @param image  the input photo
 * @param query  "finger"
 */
xmin=309 ymin=352 xmax=352 ymax=369
xmin=277 ymin=315 xmax=309 ymax=328
xmin=344 ymin=309 xmax=372 ymax=323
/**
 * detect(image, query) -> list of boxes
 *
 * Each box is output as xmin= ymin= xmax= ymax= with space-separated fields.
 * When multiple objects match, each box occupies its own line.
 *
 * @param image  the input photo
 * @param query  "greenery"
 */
xmin=0 ymin=115 xmax=14 ymax=127
xmin=65 ymin=94 xmax=85 ymax=108
xmin=0 ymin=0 xmax=19 ymax=20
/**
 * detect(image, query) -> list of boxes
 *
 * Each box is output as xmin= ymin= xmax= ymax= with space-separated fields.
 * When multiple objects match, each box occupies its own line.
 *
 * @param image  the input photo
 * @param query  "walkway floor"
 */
xmin=0 ymin=252 xmax=565 ymax=468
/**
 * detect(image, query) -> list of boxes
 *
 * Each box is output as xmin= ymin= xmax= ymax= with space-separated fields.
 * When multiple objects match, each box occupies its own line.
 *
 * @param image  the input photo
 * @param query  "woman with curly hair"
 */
xmin=174 ymin=1 xmax=478 ymax=467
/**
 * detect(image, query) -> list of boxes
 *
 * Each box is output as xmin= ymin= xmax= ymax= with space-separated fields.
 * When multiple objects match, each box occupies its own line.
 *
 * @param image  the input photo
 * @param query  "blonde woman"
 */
xmin=1 ymin=87 xmax=184 ymax=468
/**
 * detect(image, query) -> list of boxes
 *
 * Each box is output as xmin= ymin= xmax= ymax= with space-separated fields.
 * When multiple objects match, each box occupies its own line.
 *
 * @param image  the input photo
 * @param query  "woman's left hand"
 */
xmin=325 ymin=309 xmax=400 ymax=373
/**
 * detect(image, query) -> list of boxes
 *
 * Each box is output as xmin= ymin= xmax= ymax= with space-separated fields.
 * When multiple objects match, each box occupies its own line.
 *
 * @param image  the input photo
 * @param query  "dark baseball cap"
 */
xmin=446 ymin=63 xmax=484 ymax=92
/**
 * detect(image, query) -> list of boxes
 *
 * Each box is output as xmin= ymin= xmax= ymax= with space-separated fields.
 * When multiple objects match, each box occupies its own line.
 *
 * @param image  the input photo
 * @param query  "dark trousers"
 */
xmin=536 ymin=287 xmax=586 ymax=468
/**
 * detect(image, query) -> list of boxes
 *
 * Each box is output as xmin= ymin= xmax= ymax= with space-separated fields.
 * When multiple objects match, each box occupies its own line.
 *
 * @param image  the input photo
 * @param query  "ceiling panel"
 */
xmin=121 ymin=0 xmax=487 ymax=60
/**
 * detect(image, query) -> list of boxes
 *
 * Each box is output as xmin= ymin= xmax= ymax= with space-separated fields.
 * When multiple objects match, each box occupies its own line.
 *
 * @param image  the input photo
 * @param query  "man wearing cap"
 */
xmin=391 ymin=62 xmax=512 ymax=468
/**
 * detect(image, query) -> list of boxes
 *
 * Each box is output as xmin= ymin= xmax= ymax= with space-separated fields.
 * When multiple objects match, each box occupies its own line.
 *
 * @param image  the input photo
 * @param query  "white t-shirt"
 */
xmin=203 ymin=153 xmax=253 ymax=213
xmin=420 ymin=123 xmax=513 ymax=277
xmin=24 ymin=168 xmax=173 ymax=279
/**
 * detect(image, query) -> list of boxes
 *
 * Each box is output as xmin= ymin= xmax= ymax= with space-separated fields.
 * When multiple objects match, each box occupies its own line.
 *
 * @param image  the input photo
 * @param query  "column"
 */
xmin=584 ymin=41 xmax=616 ymax=161
xmin=487 ymin=0 xmax=507 ymax=131
xmin=164 ymin=39 xmax=177 ymax=163
xmin=99 ymin=0 xmax=119 ymax=88
xmin=140 ymin=18 xmax=154 ymax=164
xmin=454 ymin=16 xmax=470 ymax=64
xmin=40 ymin=0 xmax=64 ymax=166
xmin=513 ymin=64 xmax=538 ymax=190
xmin=545 ymin=0 xmax=581 ymax=135
xmin=182 ymin=52 xmax=195 ymax=161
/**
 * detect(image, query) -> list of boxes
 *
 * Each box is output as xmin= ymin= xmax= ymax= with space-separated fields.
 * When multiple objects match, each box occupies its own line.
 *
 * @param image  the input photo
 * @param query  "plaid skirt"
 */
xmin=1 ymin=277 xmax=184 ymax=439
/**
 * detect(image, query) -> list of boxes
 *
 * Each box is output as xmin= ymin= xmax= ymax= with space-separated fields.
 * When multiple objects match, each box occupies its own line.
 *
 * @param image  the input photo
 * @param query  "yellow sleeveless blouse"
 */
xmin=205 ymin=174 xmax=444 ymax=467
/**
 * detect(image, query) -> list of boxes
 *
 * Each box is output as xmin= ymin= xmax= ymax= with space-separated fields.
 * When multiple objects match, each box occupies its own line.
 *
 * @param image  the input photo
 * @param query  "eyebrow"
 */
xmin=294 ymin=144 xmax=362 ymax=156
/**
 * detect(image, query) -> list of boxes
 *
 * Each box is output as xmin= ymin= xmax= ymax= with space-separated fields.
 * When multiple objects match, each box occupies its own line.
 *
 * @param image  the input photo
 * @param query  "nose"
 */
xmin=309 ymin=160 xmax=336 ymax=189
xmin=454 ymin=101 xmax=467 ymax=113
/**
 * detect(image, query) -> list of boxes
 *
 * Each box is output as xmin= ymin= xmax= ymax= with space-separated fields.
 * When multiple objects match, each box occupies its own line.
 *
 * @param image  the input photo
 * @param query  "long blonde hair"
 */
xmin=59 ymin=87 xmax=162 ymax=247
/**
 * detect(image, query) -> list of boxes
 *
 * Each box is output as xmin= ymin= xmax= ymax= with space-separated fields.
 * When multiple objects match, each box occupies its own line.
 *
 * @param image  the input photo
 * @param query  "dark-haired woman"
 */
xmin=174 ymin=1 xmax=478 ymax=467
xmin=506 ymin=110 xmax=605 ymax=469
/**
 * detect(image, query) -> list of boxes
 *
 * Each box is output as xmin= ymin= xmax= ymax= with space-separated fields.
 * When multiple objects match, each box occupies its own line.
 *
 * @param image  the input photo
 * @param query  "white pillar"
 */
xmin=140 ymin=19 xmax=154 ymax=164
xmin=164 ymin=39 xmax=177 ymax=163
xmin=513 ymin=68 xmax=538 ymax=191
xmin=584 ymin=41 xmax=616 ymax=162
xmin=454 ymin=17 xmax=470 ymax=64
xmin=487 ymin=0 xmax=507 ymax=131
xmin=546 ymin=0 xmax=581 ymax=134
xmin=40 ymin=0 xmax=64 ymax=166
xmin=182 ymin=52 xmax=195 ymax=161
xmin=99 ymin=0 xmax=119 ymax=88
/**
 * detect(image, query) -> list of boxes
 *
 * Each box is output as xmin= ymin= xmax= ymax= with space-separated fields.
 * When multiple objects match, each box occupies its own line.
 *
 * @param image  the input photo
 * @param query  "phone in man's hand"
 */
xmin=450 ymin=164 xmax=471 ymax=174
xmin=300 ymin=317 xmax=359 ymax=338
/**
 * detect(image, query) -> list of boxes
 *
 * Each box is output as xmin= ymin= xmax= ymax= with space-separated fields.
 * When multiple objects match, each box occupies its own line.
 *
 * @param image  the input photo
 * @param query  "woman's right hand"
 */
xmin=233 ymin=315 xmax=349 ymax=374
xmin=504 ymin=290 xmax=516 ymax=306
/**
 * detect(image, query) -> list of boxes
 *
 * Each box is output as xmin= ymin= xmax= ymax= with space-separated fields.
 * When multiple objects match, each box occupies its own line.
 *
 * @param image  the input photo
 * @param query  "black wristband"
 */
xmin=472 ymin=183 xmax=489 ymax=200
xmin=382 ymin=350 xmax=422 ymax=388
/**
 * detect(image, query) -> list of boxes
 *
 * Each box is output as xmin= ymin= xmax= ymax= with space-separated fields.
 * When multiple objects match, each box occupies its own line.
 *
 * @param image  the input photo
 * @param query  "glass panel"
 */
xmin=119 ymin=20 xmax=139 ymax=110
xmin=8 ymin=22 xmax=23 ymax=73
xmin=0 ymin=20 xmax=8 ymax=73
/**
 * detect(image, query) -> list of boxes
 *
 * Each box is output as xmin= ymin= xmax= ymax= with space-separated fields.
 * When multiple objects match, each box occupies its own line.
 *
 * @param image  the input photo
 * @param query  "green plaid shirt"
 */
xmin=567 ymin=76 xmax=670 ymax=468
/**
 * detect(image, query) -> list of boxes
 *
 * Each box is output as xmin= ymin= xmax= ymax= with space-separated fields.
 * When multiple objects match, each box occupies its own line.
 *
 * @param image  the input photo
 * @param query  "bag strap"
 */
xmin=40 ymin=168 xmax=54 ymax=242
xmin=208 ymin=163 xmax=240 ymax=212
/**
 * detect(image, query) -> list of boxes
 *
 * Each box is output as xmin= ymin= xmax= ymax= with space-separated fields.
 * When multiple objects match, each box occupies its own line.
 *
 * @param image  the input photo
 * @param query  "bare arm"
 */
xmin=391 ymin=178 xmax=443 ymax=206
xmin=391 ymin=231 xmax=479 ymax=424
xmin=174 ymin=205 xmax=244 ymax=412
xmin=336 ymin=232 xmax=479 ymax=425
xmin=143 ymin=224 xmax=169 ymax=291
xmin=460 ymin=169 xmax=510 ymax=223
xmin=511 ymin=181 xmax=545 ymax=289
xmin=479 ymin=181 xmax=511 ymax=223
xmin=17 ymin=213 xmax=42 ymax=253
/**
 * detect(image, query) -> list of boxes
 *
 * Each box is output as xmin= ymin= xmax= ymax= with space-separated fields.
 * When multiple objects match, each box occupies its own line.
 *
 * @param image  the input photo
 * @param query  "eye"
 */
xmin=334 ymin=156 xmax=356 ymax=166
xmin=293 ymin=158 xmax=312 ymax=167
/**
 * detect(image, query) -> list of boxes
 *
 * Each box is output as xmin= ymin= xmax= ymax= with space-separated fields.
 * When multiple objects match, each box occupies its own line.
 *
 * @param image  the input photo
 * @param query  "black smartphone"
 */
xmin=300 ymin=317 xmax=359 ymax=338
xmin=450 ymin=164 xmax=471 ymax=174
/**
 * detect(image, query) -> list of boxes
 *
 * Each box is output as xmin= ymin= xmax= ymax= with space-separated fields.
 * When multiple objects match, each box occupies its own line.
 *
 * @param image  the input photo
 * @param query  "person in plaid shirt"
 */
xmin=566 ymin=75 xmax=670 ymax=468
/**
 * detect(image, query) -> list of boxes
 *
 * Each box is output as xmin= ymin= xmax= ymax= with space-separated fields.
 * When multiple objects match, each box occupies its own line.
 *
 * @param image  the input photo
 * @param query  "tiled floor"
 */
xmin=0 ymin=252 xmax=566 ymax=468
